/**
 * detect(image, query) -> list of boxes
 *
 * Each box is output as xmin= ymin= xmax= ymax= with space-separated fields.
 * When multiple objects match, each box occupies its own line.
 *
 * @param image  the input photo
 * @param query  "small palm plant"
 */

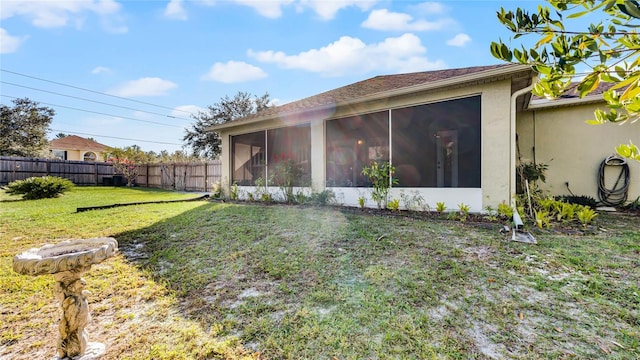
xmin=577 ymin=207 xmax=598 ymax=228
xmin=458 ymin=203 xmax=471 ymax=222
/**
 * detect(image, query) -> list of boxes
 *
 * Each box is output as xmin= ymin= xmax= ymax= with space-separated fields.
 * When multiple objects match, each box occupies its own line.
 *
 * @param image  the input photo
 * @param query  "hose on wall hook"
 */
xmin=597 ymin=154 xmax=630 ymax=207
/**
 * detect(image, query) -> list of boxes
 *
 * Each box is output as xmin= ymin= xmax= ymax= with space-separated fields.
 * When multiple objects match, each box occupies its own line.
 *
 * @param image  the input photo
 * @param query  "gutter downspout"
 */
xmin=510 ymin=83 xmax=535 ymax=208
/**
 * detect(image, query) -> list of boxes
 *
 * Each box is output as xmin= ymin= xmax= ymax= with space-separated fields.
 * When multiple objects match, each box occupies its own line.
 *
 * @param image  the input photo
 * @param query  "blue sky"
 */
xmin=1 ymin=0 xmax=555 ymax=153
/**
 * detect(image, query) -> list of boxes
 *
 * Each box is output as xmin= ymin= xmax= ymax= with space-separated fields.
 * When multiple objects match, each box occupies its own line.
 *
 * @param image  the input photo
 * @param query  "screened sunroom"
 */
xmin=211 ymin=64 xmax=534 ymax=211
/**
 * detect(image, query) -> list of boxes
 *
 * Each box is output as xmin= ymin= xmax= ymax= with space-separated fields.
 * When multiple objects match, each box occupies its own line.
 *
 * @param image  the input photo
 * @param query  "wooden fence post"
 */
xmin=204 ymin=163 xmax=208 ymax=192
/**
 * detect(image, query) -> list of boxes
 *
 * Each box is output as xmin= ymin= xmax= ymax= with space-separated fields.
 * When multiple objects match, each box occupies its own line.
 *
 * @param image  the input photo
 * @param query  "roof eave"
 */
xmin=208 ymin=63 xmax=533 ymax=132
xmin=526 ymin=94 xmax=605 ymax=110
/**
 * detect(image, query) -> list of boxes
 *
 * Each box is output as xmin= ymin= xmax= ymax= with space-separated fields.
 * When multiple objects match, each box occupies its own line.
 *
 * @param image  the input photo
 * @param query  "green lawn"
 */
xmin=1 ymin=187 xmax=638 ymax=359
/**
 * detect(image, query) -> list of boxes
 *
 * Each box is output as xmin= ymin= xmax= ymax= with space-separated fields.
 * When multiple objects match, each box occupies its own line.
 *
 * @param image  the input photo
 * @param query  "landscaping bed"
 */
xmin=1 ymin=187 xmax=638 ymax=359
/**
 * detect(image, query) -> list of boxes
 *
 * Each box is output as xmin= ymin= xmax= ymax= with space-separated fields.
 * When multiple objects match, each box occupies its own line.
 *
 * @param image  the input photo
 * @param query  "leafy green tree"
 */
xmin=491 ymin=0 xmax=639 ymax=160
xmin=106 ymin=146 xmax=153 ymax=186
xmin=145 ymin=149 xmax=203 ymax=163
xmin=183 ymin=91 xmax=271 ymax=159
xmin=0 ymin=98 xmax=55 ymax=157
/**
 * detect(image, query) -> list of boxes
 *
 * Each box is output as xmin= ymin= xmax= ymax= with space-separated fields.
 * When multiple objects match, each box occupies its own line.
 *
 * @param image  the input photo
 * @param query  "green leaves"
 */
xmin=490 ymin=41 xmax=513 ymax=62
xmin=6 ymin=176 xmax=74 ymax=200
xmin=577 ymin=73 xmax=601 ymax=98
xmin=493 ymin=0 xmax=640 ymax=160
xmin=618 ymin=1 xmax=640 ymax=19
xmin=536 ymin=33 xmax=554 ymax=47
xmin=616 ymin=142 xmax=640 ymax=160
xmin=589 ymin=107 xmax=627 ymax=124
xmin=0 ymin=98 xmax=54 ymax=157
xmin=532 ymin=78 xmax=572 ymax=99
xmin=361 ymin=161 xmax=398 ymax=210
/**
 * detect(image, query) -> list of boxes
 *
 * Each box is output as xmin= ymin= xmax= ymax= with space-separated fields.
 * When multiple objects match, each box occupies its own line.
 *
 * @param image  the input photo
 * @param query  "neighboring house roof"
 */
xmin=209 ymin=63 xmax=533 ymax=131
xmin=527 ymin=81 xmax=613 ymax=110
xmin=49 ymin=135 xmax=109 ymax=152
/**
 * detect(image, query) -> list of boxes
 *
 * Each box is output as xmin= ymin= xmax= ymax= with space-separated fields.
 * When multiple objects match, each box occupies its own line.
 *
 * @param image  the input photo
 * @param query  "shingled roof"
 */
xmin=528 ymin=81 xmax=614 ymax=109
xmin=269 ymin=64 xmax=510 ymax=113
xmin=49 ymin=135 xmax=109 ymax=151
xmin=210 ymin=63 xmax=531 ymax=130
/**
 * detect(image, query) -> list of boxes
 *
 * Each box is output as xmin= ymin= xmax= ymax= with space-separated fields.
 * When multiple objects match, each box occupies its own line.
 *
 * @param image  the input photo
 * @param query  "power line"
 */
xmin=0 ymin=68 xmax=197 ymax=116
xmin=0 ymin=81 xmax=193 ymax=122
xmin=1 ymin=94 xmax=183 ymax=128
xmin=49 ymin=128 xmax=183 ymax=146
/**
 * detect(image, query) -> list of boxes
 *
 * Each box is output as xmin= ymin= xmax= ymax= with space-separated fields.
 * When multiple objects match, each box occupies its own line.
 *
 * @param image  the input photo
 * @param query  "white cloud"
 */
xmin=202 ymin=61 xmax=267 ymax=83
xmin=200 ymin=0 xmax=374 ymax=19
xmin=171 ymin=105 xmax=204 ymax=118
xmin=412 ymin=2 xmax=446 ymax=15
xmin=249 ymin=33 xmax=445 ymax=77
xmin=362 ymin=9 xmax=453 ymax=31
xmin=91 ymin=66 xmax=112 ymax=74
xmin=108 ymin=77 xmax=177 ymax=97
xmin=233 ymin=0 xmax=294 ymax=19
xmin=86 ymin=115 xmax=124 ymax=126
xmin=0 ymin=28 xmax=28 ymax=54
xmin=447 ymin=33 xmax=471 ymax=47
xmin=132 ymin=111 xmax=153 ymax=120
xmin=0 ymin=0 xmax=125 ymax=32
xmin=300 ymin=0 xmax=377 ymax=20
xmin=165 ymin=0 xmax=188 ymax=20
xmin=269 ymin=98 xmax=284 ymax=106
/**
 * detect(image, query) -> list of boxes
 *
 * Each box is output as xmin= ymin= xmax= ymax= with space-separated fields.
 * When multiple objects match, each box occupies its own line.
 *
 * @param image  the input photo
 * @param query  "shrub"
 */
xmin=230 ymin=182 xmax=239 ymax=200
xmin=271 ymin=158 xmax=306 ymax=204
xmin=516 ymin=161 xmax=548 ymax=194
xmin=400 ymin=190 xmax=429 ymax=211
xmin=497 ymin=201 xmax=512 ymax=218
xmin=295 ymin=191 xmax=310 ymax=204
xmin=387 ymin=199 xmax=400 ymax=211
xmin=309 ymin=190 xmax=336 ymax=206
xmin=458 ymin=203 xmax=470 ymax=222
xmin=555 ymin=195 xmax=597 ymax=209
xmin=6 ymin=176 xmax=74 ymax=200
xmin=254 ymin=177 xmax=271 ymax=202
xmin=361 ymin=161 xmax=398 ymax=209
xmin=557 ymin=202 xmax=578 ymax=222
xmin=211 ymin=181 xmax=224 ymax=199
xmin=534 ymin=209 xmax=551 ymax=229
xmin=106 ymin=146 xmax=152 ymax=187
xmin=577 ymin=207 xmax=598 ymax=227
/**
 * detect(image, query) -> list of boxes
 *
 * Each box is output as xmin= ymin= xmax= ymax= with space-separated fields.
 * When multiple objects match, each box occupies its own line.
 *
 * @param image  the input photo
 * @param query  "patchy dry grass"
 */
xmin=1 ymin=187 xmax=639 ymax=359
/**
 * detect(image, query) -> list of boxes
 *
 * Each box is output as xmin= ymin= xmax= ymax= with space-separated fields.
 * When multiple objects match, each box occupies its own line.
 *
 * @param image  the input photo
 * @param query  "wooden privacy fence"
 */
xmin=0 ymin=156 xmax=114 ymax=186
xmin=0 ymin=156 xmax=222 ymax=192
xmin=140 ymin=162 xmax=222 ymax=191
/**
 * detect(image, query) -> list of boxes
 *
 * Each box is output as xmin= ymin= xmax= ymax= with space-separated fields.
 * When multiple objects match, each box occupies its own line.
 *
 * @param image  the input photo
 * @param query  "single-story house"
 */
xmin=208 ymin=64 xmax=639 ymax=212
xmin=49 ymin=135 xmax=110 ymax=162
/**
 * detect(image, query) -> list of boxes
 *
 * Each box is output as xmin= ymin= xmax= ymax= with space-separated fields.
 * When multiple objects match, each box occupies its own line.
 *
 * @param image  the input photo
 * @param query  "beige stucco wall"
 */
xmin=517 ymin=103 xmax=639 ymax=203
xmin=309 ymin=120 xmax=325 ymax=191
xmin=218 ymin=78 xmax=517 ymax=212
xmin=479 ymin=79 xmax=513 ymax=208
xmin=56 ymin=149 xmax=106 ymax=162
